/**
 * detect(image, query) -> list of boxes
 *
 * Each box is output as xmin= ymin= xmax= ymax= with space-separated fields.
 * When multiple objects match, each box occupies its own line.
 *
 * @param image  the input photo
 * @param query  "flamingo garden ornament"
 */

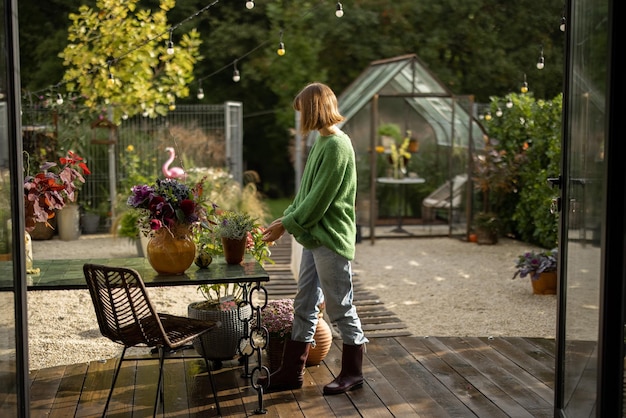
xmin=162 ymin=147 xmax=186 ymax=179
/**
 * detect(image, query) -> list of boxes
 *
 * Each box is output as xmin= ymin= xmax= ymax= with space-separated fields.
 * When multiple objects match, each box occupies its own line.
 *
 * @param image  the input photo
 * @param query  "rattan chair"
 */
xmin=83 ymin=263 xmax=221 ymax=417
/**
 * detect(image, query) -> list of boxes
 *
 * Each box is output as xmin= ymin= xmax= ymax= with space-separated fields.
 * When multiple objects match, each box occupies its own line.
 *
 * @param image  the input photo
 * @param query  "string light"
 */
xmin=536 ymin=45 xmax=545 ymax=70
xmin=506 ymin=97 xmax=513 ymax=108
xmin=232 ymin=60 xmax=241 ymax=82
xmin=29 ymin=0 xmax=335 ymax=106
xmin=560 ymin=16 xmax=566 ymax=32
xmin=277 ymin=31 xmax=285 ymax=56
xmin=335 ymin=2 xmax=344 ymax=18
xmin=169 ymin=101 xmax=176 ymax=111
xmin=484 ymin=111 xmax=492 ymax=121
xmin=496 ymin=107 xmax=503 ymax=117
xmin=166 ymin=30 xmax=175 ymax=55
xmin=520 ymin=74 xmax=529 ymax=94
xmin=56 ymin=93 xmax=63 ymax=105
xmin=197 ymin=84 xmax=205 ymax=100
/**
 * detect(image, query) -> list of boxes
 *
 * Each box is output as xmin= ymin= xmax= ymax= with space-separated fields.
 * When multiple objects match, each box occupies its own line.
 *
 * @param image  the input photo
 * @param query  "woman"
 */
xmin=261 ymin=82 xmax=368 ymax=395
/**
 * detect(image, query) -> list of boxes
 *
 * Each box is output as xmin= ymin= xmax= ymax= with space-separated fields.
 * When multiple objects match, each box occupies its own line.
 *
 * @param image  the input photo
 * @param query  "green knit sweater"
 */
xmin=281 ymin=131 xmax=357 ymax=260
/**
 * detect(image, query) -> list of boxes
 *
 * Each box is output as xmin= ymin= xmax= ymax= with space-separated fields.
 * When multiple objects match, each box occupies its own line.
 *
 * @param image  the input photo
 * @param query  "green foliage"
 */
xmin=215 ymin=211 xmax=256 ymax=240
xmin=482 ymin=93 xmax=562 ymax=248
xmin=59 ymin=0 xmax=201 ymax=123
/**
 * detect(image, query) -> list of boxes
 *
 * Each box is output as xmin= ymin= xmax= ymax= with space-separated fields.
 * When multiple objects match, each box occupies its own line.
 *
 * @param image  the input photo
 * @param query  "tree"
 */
xmin=59 ymin=0 xmax=202 ymax=123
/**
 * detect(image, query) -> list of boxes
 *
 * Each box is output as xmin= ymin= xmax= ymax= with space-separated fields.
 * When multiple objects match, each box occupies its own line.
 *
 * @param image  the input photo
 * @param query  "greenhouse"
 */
xmin=315 ymin=54 xmax=487 ymax=241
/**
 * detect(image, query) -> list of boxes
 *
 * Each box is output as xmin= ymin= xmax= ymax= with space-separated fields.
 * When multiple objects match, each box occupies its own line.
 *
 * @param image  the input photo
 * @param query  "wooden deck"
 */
xmin=27 ymin=235 xmax=555 ymax=417
xmin=29 ymin=336 xmax=555 ymax=417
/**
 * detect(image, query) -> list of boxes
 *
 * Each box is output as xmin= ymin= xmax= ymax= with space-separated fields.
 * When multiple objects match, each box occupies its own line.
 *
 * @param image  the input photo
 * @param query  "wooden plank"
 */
xmin=365 ymin=337 xmax=444 ymax=417
xmin=48 ymin=362 xmax=88 ymax=418
xmin=440 ymin=337 xmax=552 ymax=417
xmin=461 ymin=337 xmax=553 ymax=404
xmin=376 ymin=337 xmax=474 ymax=417
xmin=401 ymin=336 xmax=510 ymax=417
xmin=29 ymin=364 xmax=64 ymax=417
xmin=423 ymin=337 xmax=534 ymax=417
xmin=75 ymin=359 xmax=116 ymax=418
xmin=478 ymin=337 xmax=555 ymax=388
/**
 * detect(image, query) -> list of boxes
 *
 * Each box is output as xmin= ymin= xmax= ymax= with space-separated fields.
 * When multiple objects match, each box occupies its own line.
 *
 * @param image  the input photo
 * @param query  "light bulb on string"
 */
xmin=560 ymin=16 xmax=566 ymax=32
xmin=496 ymin=107 xmax=503 ymax=117
xmin=277 ymin=31 xmax=285 ymax=56
xmin=536 ymin=45 xmax=545 ymax=70
xmin=246 ymin=0 xmax=254 ymax=9
xmin=520 ymin=74 xmax=529 ymax=94
xmin=484 ymin=111 xmax=492 ymax=121
xmin=506 ymin=97 xmax=513 ymax=108
xmin=169 ymin=101 xmax=176 ymax=111
xmin=277 ymin=42 xmax=286 ymax=56
xmin=335 ymin=2 xmax=344 ymax=18
xmin=166 ymin=30 xmax=175 ymax=55
xmin=56 ymin=93 xmax=63 ymax=105
xmin=122 ymin=113 xmax=129 ymax=120
xmin=233 ymin=60 xmax=241 ymax=82
xmin=197 ymin=80 xmax=205 ymax=100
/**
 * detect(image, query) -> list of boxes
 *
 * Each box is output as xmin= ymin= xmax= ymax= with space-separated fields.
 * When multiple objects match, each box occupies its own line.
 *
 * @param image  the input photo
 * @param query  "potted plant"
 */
xmin=259 ymin=298 xmax=332 ymax=372
xmin=126 ymin=177 xmax=210 ymax=274
xmin=512 ymin=248 xmax=558 ymax=294
xmin=473 ymin=211 xmax=499 ymax=245
xmin=188 ymin=281 xmax=252 ymax=369
xmin=215 ymin=210 xmax=256 ymax=264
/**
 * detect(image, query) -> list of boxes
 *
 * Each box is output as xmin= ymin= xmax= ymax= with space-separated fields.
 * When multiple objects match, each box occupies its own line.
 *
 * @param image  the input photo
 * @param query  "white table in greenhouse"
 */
xmin=376 ymin=176 xmax=426 ymax=233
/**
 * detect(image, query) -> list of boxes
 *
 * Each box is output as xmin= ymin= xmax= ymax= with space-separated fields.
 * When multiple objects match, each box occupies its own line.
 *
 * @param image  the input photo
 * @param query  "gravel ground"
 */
xmin=27 ymin=233 xmax=559 ymax=371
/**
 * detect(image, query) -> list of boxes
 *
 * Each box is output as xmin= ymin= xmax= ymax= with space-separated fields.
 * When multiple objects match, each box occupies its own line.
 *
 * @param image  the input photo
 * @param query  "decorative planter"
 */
xmin=222 ymin=236 xmax=247 ymax=265
xmin=265 ymin=315 xmax=333 ymax=372
xmin=267 ymin=335 xmax=288 ymax=373
xmin=57 ymin=204 xmax=81 ymax=241
xmin=146 ymin=225 xmax=195 ymax=275
xmin=531 ymin=271 xmax=557 ymax=295
xmin=29 ymin=221 xmax=55 ymax=240
xmin=188 ymin=301 xmax=252 ymax=364
xmin=81 ymin=213 xmax=100 ymax=234
xmin=475 ymin=228 xmax=498 ymax=245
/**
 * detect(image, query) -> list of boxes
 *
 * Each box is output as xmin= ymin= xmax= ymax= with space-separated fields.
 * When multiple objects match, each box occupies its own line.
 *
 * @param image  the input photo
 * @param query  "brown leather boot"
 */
xmin=323 ymin=343 xmax=364 ymax=395
xmin=257 ymin=339 xmax=311 ymax=392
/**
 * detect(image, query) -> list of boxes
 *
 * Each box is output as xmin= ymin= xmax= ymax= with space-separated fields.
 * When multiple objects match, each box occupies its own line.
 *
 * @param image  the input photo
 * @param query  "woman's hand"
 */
xmin=262 ymin=218 xmax=285 ymax=242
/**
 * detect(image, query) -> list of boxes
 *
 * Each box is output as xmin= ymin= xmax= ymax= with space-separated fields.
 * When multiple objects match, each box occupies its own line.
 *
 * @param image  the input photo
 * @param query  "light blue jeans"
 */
xmin=291 ymin=245 xmax=368 ymax=346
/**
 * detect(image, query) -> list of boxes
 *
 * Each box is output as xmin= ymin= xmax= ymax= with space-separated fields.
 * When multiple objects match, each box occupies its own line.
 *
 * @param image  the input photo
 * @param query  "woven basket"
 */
xmin=188 ymin=302 xmax=253 ymax=360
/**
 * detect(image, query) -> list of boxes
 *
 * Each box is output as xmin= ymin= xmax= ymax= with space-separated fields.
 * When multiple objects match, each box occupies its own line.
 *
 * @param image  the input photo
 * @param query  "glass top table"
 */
xmin=0 ymin=255 xmax=269 ymax=291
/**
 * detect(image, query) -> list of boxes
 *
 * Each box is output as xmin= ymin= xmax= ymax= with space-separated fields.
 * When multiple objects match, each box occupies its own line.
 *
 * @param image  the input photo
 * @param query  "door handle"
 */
xmin=547 ymin=176 xmax=562 ymax=188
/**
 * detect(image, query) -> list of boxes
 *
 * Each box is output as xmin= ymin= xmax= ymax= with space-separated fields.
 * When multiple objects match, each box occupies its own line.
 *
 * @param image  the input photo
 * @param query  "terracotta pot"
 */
xmin=146 ymin=224 xmax=195 ymax=275
xmin=306 ymin=315 xmax=332 ymax=366
xmin=531 ymin=271 xmax=557 ymax=295
xmin=222 ymin=236 xmax=247 ymax=265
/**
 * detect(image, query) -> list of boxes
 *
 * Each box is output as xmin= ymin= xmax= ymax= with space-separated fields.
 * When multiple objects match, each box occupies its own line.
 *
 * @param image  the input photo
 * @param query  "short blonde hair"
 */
xmin=293 ymin=82 xmax=344 ymax=135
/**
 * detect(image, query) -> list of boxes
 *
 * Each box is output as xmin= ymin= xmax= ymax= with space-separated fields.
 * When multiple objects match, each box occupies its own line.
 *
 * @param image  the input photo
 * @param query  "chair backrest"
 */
xmin=83 ymin=263 xmax=168 ymax=348
xmin=422 ymin=174 xmax=468 ymax=209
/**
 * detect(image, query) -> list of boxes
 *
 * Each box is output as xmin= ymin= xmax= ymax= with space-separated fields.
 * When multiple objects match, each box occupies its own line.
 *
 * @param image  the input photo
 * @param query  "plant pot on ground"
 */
xmin=512 ymin=248 xmax=558 ymax=294
xmin=188 ymin=282 xmax=251 ymax=369
xmin=473 ymin=212 xmax=499 ymax=245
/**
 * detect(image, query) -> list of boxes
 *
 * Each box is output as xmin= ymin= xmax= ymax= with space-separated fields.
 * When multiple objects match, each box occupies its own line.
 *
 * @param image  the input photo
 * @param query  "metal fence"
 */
xmin=21 ymin=103 xmax=242 ymax=232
